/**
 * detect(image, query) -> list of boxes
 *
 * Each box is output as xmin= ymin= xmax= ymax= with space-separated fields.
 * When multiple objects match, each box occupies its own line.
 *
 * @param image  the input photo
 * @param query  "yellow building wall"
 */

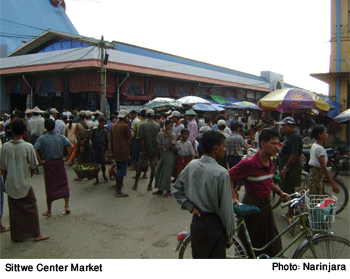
xmin=329 ymin=0 xmax=349 ymax=141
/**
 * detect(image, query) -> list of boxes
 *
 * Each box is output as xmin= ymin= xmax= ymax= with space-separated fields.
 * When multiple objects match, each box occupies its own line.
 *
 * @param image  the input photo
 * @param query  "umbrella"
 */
xmin=148 ymin=97 xmax=176 ymax=103
xmin=138 ymin=100 xmax=182 ymax=112
xmin=318 ymin=95 xmax=342 ymax=119
xmin=193 ymin=103 xmax=225 ymax=112
xmin=177 ymin=96 xmax=212 ymax=105
xmin=232 ymin=101 xmax=260 ymax=110
xmin=258 ymin=88 xmax=330 ymax=113
xmin=334 ymin=108 xmax=350 ymax=122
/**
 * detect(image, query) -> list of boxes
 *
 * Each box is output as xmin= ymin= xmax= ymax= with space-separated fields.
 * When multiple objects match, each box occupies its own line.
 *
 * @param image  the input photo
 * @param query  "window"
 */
xmin=177 ymin=86 xmax=188 ymax=97
xmin=196 ymin=89 xmax=206 ymax=98
xmin=127 ymin=80 xmax=143 ymax=95
xmin=154 ymin=84 xmax=168 ymax=96
xmin=39 ymin=79 xmax=56 ymax=96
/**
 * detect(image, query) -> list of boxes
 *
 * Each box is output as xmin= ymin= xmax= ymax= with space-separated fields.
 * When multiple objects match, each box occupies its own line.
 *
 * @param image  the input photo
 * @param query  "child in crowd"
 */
xmin=175 ymin=129 xmax=195 ymax=177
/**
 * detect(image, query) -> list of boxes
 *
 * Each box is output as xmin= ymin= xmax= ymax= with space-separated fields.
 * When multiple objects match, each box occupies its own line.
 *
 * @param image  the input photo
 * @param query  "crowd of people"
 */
xmin=0 ymin=106 xmax=342 ymax=258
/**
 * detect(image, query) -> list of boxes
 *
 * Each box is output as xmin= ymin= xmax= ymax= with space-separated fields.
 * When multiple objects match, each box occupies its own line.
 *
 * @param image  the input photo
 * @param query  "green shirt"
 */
xmin=172 ymin=155 xmax=235 ymax=243
xmin=0 ymin=140 xmax=38 ymax=199
xmin=138 ymin=119 xmax=160 ymax=158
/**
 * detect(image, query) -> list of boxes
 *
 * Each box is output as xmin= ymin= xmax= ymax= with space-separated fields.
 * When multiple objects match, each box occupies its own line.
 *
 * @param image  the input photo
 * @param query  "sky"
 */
xmin=64 ymin=0 xmax=331 ymax=95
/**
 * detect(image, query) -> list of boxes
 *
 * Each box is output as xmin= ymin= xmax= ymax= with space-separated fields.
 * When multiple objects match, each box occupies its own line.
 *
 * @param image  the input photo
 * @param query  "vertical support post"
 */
xmin=335 ymin=0 xmax=341 ymax=103
xmin=100 ymin=36 xmax=106 ymax=115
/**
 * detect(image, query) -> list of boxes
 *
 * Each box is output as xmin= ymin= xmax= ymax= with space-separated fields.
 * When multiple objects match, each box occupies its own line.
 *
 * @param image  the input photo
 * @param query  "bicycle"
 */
xmin=176 ymin=191 xmax=350 ymax=259
xmin=271 ymin=170 xmax=349 ymax=215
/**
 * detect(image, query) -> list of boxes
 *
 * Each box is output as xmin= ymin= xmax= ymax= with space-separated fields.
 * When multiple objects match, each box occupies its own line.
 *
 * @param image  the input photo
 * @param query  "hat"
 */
xmin=118 ymin=110 xmax=128 ymax=118
xmin=146 ymin=109 xmax=155 ymax=116
xmin=4 ymin=113 xmax=10 ymax=117
xmin=86 ymin=110 xmax=92 ymax=117
xmin=217 ymin=119 xmax=227 ymax=127
xmin=169 ymin=111 xmax=181 ymax=118
xmin=31 ymin=106 xmax=44 ymax=113
xmin=50 ymin=108 xmax=59 ymax=114
xmin=276 ymin=117 xmax=296 ymax=125
xmin=25 ymin=108 xmax=33 ymax=114
xmin=78 ymin=110 xmax=86 ymax=116
xmin=185 ymin=109 xmax=197 ymax=116
xmin=32 ymin=106 xmax=44 ymax=113
xmin=94 ymin=110 xmax=102 ymax=115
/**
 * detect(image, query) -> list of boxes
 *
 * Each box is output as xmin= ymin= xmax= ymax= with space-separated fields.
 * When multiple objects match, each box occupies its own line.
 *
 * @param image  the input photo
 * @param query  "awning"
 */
xmin=310 ymin=72 xmax=350 ymax=84
xmin=210 ymin=95 xmax=228 ymax=104
xmin=319 ymin=95 xmax=342 ymax=119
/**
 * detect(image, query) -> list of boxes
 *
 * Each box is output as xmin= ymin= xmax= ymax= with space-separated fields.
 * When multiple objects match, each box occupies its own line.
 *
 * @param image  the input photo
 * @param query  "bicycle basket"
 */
xmin=306 ymin=195 xmax=337 ymax=233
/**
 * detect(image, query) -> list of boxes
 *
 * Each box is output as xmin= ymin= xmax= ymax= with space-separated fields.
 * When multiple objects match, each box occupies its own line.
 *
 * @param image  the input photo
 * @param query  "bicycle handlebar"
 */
xmin=280 ymin=189 xmax=310 ymax=209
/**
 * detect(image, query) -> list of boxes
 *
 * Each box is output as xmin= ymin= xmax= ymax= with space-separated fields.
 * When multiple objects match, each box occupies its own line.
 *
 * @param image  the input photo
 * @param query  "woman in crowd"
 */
xmin=65 ymin=115 xmax=77 ymax=165
xmin=153 ymin=120 xmax=177 ymax=197
xmin=90 ymin=117 xmax=109 ymax=185
xmin=308 ymin=125 xmax=339 ymax=195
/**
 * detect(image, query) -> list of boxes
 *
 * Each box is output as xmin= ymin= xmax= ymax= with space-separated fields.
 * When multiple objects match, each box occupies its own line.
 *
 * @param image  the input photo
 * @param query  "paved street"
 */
xmin=1 ymin=164 xmax=349 ymax=259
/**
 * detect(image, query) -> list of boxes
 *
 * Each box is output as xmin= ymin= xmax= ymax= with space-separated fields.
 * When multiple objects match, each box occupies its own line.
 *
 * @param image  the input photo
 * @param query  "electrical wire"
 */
xmin=0 ymin=19 xmax=47 ymax=32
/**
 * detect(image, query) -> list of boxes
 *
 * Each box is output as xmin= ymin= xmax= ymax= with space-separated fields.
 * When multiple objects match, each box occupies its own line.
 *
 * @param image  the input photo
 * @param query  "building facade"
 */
xmin=311 ymin=0 xmax=350 ymax=141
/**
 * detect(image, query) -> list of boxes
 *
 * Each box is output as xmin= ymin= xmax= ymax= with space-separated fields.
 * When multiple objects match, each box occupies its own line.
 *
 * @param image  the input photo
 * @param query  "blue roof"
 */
xmin=114 ymin=42 xmax=267 ymax=83
xmin=0 ymin=0 xmax=79 ymax=56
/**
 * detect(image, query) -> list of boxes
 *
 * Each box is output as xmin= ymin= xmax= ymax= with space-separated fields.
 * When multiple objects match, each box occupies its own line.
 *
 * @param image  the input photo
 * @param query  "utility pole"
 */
xmin=99 ymin=36 xmax=106 ymax=115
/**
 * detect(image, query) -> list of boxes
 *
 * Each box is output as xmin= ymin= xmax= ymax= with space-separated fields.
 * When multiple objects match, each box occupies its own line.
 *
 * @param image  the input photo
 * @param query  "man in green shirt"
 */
xmin=172 ymin=130 xmax=235 ymax=258
xmin=132 ymin=109 xmax=160 ymax=191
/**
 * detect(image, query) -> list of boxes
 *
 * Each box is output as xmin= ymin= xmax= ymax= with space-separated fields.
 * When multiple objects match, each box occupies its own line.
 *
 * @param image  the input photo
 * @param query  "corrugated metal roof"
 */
xmin=0 ymin=46 xmax=270 ymax=92
xmin=114 ymin=41 xmax=268 ymax=83
xmin=0 ymin=0 xmax=79 ymax=56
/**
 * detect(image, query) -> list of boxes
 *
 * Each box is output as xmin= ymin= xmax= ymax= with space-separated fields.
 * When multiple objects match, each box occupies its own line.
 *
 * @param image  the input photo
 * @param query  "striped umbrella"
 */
xmin=258 ymin=88 xmax=330 ymax=113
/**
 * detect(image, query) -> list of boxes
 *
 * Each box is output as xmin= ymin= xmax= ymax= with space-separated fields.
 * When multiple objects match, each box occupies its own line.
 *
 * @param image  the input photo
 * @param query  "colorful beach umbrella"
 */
xmin=258 ymin=88 xmax=330 ymax=113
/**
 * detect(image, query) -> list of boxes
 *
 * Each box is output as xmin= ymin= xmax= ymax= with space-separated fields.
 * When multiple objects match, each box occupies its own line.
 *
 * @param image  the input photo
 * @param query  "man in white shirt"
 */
xmin=54 ymin=114 xmax=66 ymax=136
xmin=27 ymin=107 xmax=45 ymax=145
xmin=169 ymin=111 xmax=184 ymax=140
xmin=85 ymin=111 xmax=94 ymax=129
xmin=129 ymin=110 xmax=139 ymax=137
xmin=50 ymin=108 xmax=58 ymax=120
xmin=62 ymin=108 xmax=72 ymax=118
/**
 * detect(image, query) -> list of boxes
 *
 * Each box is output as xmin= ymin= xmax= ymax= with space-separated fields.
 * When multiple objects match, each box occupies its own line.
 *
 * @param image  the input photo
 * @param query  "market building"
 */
xmin=0 ymin=0 xmax=323 ymax=116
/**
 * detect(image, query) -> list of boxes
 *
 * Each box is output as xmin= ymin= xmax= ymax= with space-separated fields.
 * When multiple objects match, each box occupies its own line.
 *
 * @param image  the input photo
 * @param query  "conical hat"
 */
xmin=31 ymin=106 xmax=44 ymax=113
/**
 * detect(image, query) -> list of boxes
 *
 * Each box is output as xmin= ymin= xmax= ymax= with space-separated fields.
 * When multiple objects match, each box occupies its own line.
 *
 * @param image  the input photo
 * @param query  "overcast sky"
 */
xmin=65 ymin=0 xmax=331 ymax=95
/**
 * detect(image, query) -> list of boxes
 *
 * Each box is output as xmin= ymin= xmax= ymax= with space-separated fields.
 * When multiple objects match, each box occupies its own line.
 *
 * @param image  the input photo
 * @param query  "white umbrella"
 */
xmin=334 ymin=108 xmax=350 ymax=122
xmin=148 ymin=97 xmax=176 ymax=104
xmin=177 ymin=96 xmax=211 ymax=105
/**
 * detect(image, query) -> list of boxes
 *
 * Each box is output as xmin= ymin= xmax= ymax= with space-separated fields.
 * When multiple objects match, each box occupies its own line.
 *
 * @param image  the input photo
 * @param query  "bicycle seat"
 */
xmin=234 ymin=204 xmax=260 ymax=217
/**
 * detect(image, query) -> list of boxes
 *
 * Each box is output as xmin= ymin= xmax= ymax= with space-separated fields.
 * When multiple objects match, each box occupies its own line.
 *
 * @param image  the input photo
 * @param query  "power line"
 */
xmin=0 ymin=19 xmax=47 ymax=32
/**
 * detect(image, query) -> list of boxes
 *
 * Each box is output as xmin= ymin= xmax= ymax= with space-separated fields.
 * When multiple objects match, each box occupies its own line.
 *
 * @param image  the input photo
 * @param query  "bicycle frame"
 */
xmin=236 ymin=210 xmax=319 ymax=259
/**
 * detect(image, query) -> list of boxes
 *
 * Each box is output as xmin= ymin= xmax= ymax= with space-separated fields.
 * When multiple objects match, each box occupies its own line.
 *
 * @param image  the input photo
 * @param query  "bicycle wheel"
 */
xmin=328 ymin=161 xmax=338 ymax=178
xmin=178 ymin=235 xmax=192 ymax=259
xmin=178 ymin=234 xmax=249 ymax=259
xmin=323 ymin=177 xmax=349 ymax=215
xmin=271 ymin=178 xmax=282 ymax=210
xmin=293 ymin=235 xmax=350 ymax=259
xmin=226 ymin=235 xmax=249 ymax=259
